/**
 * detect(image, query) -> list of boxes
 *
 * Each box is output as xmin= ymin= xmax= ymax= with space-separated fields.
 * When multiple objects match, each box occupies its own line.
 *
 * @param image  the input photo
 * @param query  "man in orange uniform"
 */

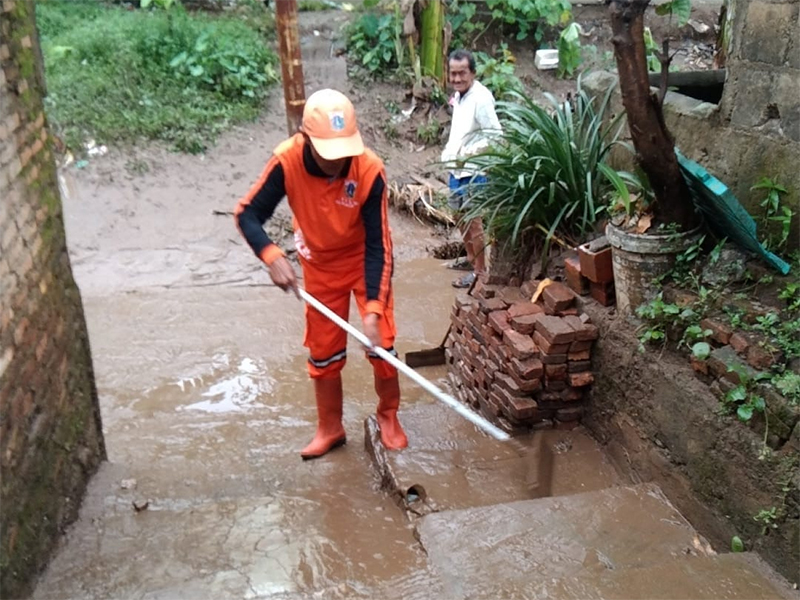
xmin=235 ymin=89 xmax=408 ymax=459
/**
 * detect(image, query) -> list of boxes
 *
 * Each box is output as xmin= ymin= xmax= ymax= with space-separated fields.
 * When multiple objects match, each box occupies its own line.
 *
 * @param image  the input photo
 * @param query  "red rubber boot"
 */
xmin=374 ymin=375 xmax=408 ymax=450
xmin=301 ymin=376 xmax=347 ymax=460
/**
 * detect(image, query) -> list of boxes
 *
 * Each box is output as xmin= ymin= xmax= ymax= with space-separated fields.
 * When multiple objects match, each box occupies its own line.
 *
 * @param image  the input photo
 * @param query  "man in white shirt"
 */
xmin=441 ymin=49 xmax=502 ymax=288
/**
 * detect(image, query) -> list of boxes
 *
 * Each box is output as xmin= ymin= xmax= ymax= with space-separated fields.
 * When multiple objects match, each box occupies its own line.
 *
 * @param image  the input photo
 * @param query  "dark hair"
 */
xmin=448 ymin=49 xmax=476 ymax=73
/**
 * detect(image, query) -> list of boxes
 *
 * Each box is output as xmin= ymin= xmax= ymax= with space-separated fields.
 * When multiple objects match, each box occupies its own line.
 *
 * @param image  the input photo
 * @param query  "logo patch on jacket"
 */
xmin=344 ymin=180 xmax=357 ymax=198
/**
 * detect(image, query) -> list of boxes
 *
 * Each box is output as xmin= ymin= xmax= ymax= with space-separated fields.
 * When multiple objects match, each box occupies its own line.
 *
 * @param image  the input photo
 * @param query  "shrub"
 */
xmin=38 ymin=0 xmax=278 ymax=153
xmin=462 ymin=81 xmax=627 ymax=247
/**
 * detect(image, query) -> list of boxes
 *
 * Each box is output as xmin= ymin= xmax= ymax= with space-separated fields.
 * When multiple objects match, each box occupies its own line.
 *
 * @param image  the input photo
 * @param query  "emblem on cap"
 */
xmin=329 ymin=111 xmax=345 ymax=132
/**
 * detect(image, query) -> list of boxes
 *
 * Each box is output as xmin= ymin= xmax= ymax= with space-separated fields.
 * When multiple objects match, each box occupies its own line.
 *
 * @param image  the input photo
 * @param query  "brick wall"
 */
xmin=0 ymin=2 xmax=106 ymax=598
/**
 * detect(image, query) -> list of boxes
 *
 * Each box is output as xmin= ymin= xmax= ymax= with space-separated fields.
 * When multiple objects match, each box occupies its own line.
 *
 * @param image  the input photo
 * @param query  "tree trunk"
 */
xmin=608 ymin=0 xmax=699 ymax=230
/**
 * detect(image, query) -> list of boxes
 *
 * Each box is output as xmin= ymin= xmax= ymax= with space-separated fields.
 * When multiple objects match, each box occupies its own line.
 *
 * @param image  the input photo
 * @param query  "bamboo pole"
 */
xmin=275 ymin=0 xmax=306 ymax=136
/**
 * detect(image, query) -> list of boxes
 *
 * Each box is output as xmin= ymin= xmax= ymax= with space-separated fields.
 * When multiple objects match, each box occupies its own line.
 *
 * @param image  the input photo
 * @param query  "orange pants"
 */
xmin=302 ymin=258 xmax=397 ymax=380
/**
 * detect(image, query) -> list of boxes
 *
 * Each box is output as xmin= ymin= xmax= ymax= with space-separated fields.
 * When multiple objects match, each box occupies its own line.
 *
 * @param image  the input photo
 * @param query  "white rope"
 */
xmin=299 ymin=288 xmax=511 ymax=442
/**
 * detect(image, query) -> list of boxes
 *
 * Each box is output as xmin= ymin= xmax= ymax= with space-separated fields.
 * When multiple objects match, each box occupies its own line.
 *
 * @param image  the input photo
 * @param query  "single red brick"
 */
xmin=495 ymin=373 xmax=524 ymax=396
xmin=511 ymin=314 xmax=541 ymax=335
xmin=483 ymin=393 xmax=503 ymax=417
xmin=455 ymin=295 xmax=477 ymax=310
xmin=691 ymin=356 xmax=709 ymax=375
xmin=511 ymin=357 xmax=544 ymax=380
xmin=700 ymin=318 xmax=733 ymax=345
xmin=575 ymin=323 xmax=599 ymax=342
xmin=569 ymin=340 xmax=593 ymax=353
xmin=590 ymin=281 xmax=615 ymax=306
xmin=556 ymin=406 xmax=584 ymax=422
xmin=747 ymin=343 xmax=779 ymax=371
xmin=543 ymin=282 xmax=576 ymax=312
xmin=730 ymin=332 xmax=750 ymax=355
xmin=506 ymin=395 xmax=539 ymax=421
xmin=545 ymin=363 xmax=568 ymax=380
xmin=569 ymin=372 xmax=594 ymax=387
xmin=503 ymin=329 xmax=537 ymax=360
xmin=499 ymin=286 xmax=526 ymax=305
xmin=476 ymin=284 xmax=500 ymax=300
xmin=479 ymin=297 xmax=507 ymax=314
xmin=578 ymin=239 xmax=613 ymax=284
xmin=568 ymin=360 xmax=591 ymax=373
xmin=545 ymin=379 xmax=567 ymax=391
xmin=541 ymin=351 xmax=568 ymax=365
xmin=507 ymin=302 xmax=545 ymax=319
xmin=559 ymin=308 xmax=580 ymax=317
xmin=568 ymin=349 xmax=591 ymax=361
xmin=540 ymin=390 xmax=565 ymax=403
xmin=565 ymin=256 xmax=590 ymax=295
xmin=509 ymin=369 xmax=542 ymax=392
xmin=487 ymin=310 xmax=510 ymax=334
xmin=564 ymin=387 xmax=584 ymax=402
xmin=534 ymin=316 xmax=576 ymax=345
xmin=533 ymin=330 xmax=571 ymax=355
xmin=520 ymin=279 xmax=542 ymax=299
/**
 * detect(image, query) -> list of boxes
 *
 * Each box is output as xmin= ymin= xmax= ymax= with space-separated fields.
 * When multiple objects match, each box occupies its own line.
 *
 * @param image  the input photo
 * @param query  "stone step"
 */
xmin=550 ymin=552 xmax=799 ymax=600
xmin=366 ymin=400 xmax=622 ymax=516
xmin=416 ymin=483 xmax=704 ymax=597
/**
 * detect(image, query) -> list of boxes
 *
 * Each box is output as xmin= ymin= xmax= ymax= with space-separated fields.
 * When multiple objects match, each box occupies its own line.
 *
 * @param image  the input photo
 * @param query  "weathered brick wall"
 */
xmin=0 ymin=2 xmax=106 ymax=598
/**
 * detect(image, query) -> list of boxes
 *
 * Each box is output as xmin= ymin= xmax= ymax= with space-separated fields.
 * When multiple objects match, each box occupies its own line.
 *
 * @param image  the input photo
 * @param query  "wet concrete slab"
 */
xmin=548 ymin=552 xmax=799 ymax=600
xmin=366 ymin=401 xmax=622 ymax=516
xmin=417 ymin=483 xmax=714 ymax=598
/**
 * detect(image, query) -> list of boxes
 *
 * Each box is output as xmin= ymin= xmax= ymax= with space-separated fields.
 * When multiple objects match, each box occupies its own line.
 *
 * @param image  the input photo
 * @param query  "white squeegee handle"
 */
xmin=298 ymin=288 xmax=510 ymax=442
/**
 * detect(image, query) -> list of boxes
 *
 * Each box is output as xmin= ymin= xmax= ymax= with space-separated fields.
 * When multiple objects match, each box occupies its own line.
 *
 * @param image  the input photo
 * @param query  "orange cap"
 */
xmin=302 ymin=89 xmax=364 ymax=160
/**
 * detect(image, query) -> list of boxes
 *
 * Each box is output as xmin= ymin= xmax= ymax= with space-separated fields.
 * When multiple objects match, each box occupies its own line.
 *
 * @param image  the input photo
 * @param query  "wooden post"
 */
xmin=275 ymin=0 xmax=306 ymax=136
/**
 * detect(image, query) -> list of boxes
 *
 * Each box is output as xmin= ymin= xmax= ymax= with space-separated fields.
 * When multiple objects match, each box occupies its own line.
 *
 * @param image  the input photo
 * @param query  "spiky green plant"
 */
xmin=461 ymin=81 xmax=629 ymax=252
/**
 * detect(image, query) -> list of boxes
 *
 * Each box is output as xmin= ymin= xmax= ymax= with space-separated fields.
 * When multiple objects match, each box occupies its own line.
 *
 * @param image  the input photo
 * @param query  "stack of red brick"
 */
xmin=565 ymin=237 xmax=615 ymax=306
xmin=445 ymin=280 xmax=599 ymax=432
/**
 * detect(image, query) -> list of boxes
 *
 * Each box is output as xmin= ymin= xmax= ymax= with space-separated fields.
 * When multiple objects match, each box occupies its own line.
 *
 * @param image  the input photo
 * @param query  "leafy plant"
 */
xmin=724 ymin=364 xmax=770 ymax=424
xmin=141 ymin=0 xmax=177 ymax=9
xmin=485 ymin=0 xmax=572 ymax=41
xmin=753 ymin=507 xmax=779 ymax=535
xmin=446 ymin=0 xmax=486 ymax=49
xmin=474 ymin=44 xmax=523 ymax=100
xmin=346 ymin=9 xmax=402 ymax=77
xmin=643 ymin=26 xmax=661 ymax=72
xmin=636 ymin=293 xmax=698 ymax=350
xmin=416 ymin=117 xmax=442 ymax=146
xmin=557 ymin=22 xmax=583 ymax=79
xmin=691 ymin=341 xmax=711 ymax=360
xmin=773 ymin=371 xmax=800 ymax=405
xmin=751 ymin=177 xmax=793 ymax=253
xmin=462 ymin=80 xmax=627 ymax=252
xmin=654 ymin=0 xmax=691 ymax=25
xmin=778 ymin=282 xmax=800 ymax=312
xmin=38 ymin=0 xmax=277 ymax=153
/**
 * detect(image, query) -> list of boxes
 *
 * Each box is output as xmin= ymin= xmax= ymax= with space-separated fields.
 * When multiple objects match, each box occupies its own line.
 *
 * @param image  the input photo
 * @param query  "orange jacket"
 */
xmin=235 ymin=134 xmax=393 ymax=315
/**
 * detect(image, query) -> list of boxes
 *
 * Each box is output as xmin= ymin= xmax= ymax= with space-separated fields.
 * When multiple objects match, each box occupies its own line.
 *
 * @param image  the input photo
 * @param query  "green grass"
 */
xmin=37 ymin=0 xmax=278 ymax=153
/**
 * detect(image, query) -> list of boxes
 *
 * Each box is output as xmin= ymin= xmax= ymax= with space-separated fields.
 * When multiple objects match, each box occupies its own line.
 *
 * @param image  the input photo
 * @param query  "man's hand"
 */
xmin=268 ymin=256 xmax=299 ymax=298
xmin=362 ymin=313 xmax=382 ymax=349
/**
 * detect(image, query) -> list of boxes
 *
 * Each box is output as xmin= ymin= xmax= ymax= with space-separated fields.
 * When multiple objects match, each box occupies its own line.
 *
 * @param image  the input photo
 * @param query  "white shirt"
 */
xmin=441 ymin=80 xmax=502 ymax=179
